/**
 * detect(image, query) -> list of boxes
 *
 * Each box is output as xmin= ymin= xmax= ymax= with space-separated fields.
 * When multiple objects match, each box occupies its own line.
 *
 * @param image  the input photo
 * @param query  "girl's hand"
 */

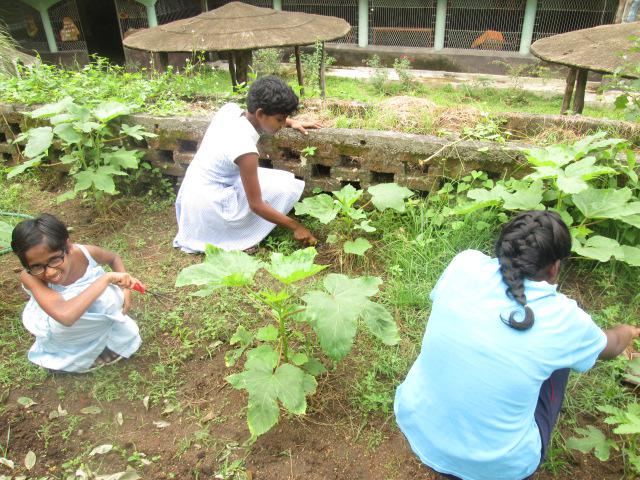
xmin=293 ymin=226 xmax=317 ymax=246
xmin=106 ymin=272 xmax=140 ymax=290
xmin=287 ymin=118 xmax=322 ymax=135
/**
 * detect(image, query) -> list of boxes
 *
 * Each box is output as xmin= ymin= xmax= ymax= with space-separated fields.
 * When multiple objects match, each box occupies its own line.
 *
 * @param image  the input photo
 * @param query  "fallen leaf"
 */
xmin=89 ymin=444 xmax=113 ymax=456
xmin=153 ymin=420 xmax=170 ymax=429
xmin=24 ymin=451 xmax=36 ymax=470
xmin=0 ymin=457 xmax=15 ymax=469
xmin=116 ymin=411 xmax=124 ymax=426
xmin=142 ymin=396 xmax=150 ymax=410
xmin=201 ymin=411 xmax=216 ymax=423
xmin=80 ymin=406 xmax=102 ymax=415
xmin=16 ymin=397 xmax=36 ymax=408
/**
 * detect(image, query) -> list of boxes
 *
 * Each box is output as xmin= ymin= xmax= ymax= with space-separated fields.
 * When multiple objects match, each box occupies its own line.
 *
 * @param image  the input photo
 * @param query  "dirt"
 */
xmin=0 ymin=182 xmax=632 ymax=480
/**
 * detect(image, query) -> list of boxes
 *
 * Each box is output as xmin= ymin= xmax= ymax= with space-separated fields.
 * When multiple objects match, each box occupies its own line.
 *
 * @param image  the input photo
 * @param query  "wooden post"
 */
xmin=228 ymin=51 xmax=237 ymax=89
xmin=319 ymin=42 xmax=326 ymax=98
xmin=294 ymin=46 xmax=305 ymax=96
xmin=561 ymin=67 xmax=577 ymax=114
xmin=235 ymin=50 xmax=251 ymax=86
xmin=572 ymin=68 xmax=588 ymax=114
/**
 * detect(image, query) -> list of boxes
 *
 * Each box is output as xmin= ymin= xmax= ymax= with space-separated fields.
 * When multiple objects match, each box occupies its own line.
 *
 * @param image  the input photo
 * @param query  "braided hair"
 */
xmin=495 ymin=211 xmax=571 ymax=331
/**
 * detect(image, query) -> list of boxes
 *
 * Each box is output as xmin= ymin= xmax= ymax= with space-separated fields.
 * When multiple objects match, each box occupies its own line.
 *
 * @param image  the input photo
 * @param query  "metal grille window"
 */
xmin=1 ymin=2 xmax=49 ymax=53
xmin=533 ymin=0 xmax=617 ymax=43
xmin=369 ymin=0 xmax=436 ymax=48
xmin=115 ymin=0 xmax=150 ymax=38
xmin=49 ymin=0 xmax=87 ymax=51
xmin=283 ymin=0 xmax=358 ymax=44
xmin=156 ymin=0 xmax=203 ymax=24
xmin=445 ymin=0 xmax=526 ymax=51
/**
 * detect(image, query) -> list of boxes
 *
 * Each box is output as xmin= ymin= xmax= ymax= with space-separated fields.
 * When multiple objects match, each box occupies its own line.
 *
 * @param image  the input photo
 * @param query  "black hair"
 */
xmin=11 ymin=213 xmax=69 ymax=267
xmin=495 ymin=210 xmax=571 ymax=331
xmin=246 ymin=75 xmax=299 ymax=116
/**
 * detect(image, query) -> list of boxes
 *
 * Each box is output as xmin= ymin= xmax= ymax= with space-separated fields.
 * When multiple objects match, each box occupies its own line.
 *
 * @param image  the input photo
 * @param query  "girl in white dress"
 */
xmin=11 ymin=214 xmax=142 ymax=373
xmin=173 ymin=75 xmax=318 ymax=253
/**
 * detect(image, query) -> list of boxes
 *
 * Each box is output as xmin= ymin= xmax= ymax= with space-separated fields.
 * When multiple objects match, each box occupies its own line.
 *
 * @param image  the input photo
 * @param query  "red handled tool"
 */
xmin=132 ymin=282 xmax=172 ymax=307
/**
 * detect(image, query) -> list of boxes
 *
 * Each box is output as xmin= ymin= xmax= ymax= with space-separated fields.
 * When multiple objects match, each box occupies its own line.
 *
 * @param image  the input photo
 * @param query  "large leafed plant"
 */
xmin=294 ymin=182 xmax=413 ymax=256
xmin=450 ymin=132 xmax=640 ymax=266
xmin=175 ymin=246 xmax=400 ymax=438
xmin=8 ymin=96 xmax=156 ymax=202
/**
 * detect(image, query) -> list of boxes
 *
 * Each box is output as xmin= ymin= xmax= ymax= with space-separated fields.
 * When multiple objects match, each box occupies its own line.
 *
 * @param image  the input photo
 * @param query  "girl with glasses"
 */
xmin=11 ymin=213 xmax=142 ymax=373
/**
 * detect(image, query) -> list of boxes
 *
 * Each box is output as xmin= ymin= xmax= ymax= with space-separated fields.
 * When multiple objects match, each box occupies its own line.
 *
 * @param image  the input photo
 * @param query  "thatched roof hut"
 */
xmin=123 ymin=1 xmax=350 ymax=93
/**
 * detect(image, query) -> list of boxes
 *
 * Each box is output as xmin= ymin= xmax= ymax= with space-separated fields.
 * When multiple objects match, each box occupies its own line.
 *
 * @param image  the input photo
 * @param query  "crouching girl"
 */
xmin=11 ymin=214 xmax=142 ymax=373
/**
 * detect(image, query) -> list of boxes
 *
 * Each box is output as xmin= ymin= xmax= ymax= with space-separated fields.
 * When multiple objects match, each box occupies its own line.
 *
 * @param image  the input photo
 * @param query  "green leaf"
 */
xmin=333 ymin=184 xmax=363 ymax=209
xmin=265 ymin=247 xmax=327 ymax=284
xmin=343 ymin=237 xmax=372 ymax=256
xmin=7 ymin=157 xmax=43 ymax=178
xmin=226 ymin=358 xmax=315 ymax=437
xmin=367 ymin=183 xmax=414 ymax=212
xmin=572 ymin=236 xmax=621 ymax=262
xmin=354 ymin=220 xmax=376 ymax=232
xmin=256 ymin=325 xmax=279 ymax=342
xmin=90 ymin=167 xmax=117 ymax=194
xmin=302 ymin=274 xmax=382 ymax=361
xmin=175 ymin=246 xmax=263 ymax=288
xmin=294 ymin=194 xmax=339 ymax=224
xmin=326 ymin=234 xmax=338 ymax=244
xmin=53 ymin=123 xmax=82 ymax=144
xmin=121 ymin=123 xmax=157 ymax=140
xmin=56 ymin=190 xmax=78 ymax=203
xmin=566 ymin=426 xmax=617 ymax=461
xmin=0 ymin=221 xmax=12 ymax=249
xmin=230 ymin=325 xmax=253 ymax=347
xmin=80 ymin=406 xmax=102 ymax=415
xmin=620 ymin=245 xmax=640 ymax=267
xmin=24 ymin=126 xmax=53 ymax=158
xmin=93 ymin=101 xmax=131 ymax=122
xmin=500 ymin=180 xmax=544 ymax=211
xmin=302 ymin=357 xmax=327 ymax=376
xmin=17 ymin=396 xmax=36 ymax=408
xmin=290 ymin=352 xmax=308 ymax=366
xmin=573 ymin=187 xmax=633 ymax=219
xmin=28 ymin=96 xmax=74 ymax=118
xmin=102 ymin=147 xmax=140 ymax=170
xmin=361 ymin=301 xmax=400 ymax=346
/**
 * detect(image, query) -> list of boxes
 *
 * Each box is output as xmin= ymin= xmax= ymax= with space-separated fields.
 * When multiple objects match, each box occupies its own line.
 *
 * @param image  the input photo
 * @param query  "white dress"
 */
xmin=173 ymin=103 xmax=304 ymax=253
xmin=22 ymin=245 xmax=141 ymax=373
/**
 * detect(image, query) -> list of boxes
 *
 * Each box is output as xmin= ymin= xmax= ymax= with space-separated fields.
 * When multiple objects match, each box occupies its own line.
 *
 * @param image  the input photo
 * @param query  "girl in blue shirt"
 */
xmin=395 ymin=210 xmax=640 ymax=480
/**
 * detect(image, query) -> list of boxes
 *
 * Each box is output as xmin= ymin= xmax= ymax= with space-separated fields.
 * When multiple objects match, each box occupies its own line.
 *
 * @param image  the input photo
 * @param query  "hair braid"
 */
xmin=495 ymin=211 xmax=571 ymax=331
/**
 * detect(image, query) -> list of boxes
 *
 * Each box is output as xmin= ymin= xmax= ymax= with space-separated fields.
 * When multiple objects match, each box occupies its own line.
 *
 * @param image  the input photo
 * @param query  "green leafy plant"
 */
xmin=604 ymin=35 xmax=640 ymax=121
xmin=392 ymin=55 xmax=413 ymax=90
xmin=175 ymin=246 xmax=399 ymax=438
xmin=294 ymin=183 xmax=414 ymax=256
xmin=449 ymin=132 xmax=640 ymax=266
xmin=290 ymin=41 xmax=336 ymax=96
xmin=251 ymin=48 xmax=283 ymax=77
xmin=8 ymin=96 xmax=156 ymax=203
xmin=364 ymin=55 xmax=388 ymax=94
xmin=567 ymin=400 xmax=640 ymax=474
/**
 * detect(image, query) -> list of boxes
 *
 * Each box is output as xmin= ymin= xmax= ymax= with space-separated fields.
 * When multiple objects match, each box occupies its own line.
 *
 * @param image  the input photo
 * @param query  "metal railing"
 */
xmin=369 ymin=0 xmax=436 ymax=47
xmin=533 ymin=0 xmax=618 ymax=43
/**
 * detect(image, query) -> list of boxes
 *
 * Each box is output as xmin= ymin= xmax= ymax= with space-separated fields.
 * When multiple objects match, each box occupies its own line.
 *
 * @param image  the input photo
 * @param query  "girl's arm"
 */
xmin=20 ymin=270 xmax=139 ymax=327
xmin=286 ymin=118 xmax=322 ymax=135
xmin=85 ymin=245 xmax=133 ymax=312
xmin=599 ymin=324 xmax=640 ymax=360
xmin=236 ymin=152 xmax=316 ymax=246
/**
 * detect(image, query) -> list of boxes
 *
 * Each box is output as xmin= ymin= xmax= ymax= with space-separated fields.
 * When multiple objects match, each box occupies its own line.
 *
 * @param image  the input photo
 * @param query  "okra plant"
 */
xmin=176 ymin=246 xmax=400 ymax=438
xmin=294 ymin=182 xmax=414 ymax=256
xmin=8 ymin=96 xmax=156 ymax=203
xmin=449 ymin=132 xmax=640 ymax=266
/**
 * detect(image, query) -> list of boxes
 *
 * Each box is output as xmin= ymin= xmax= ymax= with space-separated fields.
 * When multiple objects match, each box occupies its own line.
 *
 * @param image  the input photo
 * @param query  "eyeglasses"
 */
xmin=27 ymin=250 xmax=67 ymax=276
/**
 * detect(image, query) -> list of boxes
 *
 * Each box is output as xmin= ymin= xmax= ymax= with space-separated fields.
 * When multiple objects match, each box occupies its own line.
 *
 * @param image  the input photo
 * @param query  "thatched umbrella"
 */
xmin=531 ymin=22 xmax=640 ymax=114
xmin=122 ymin=1 xmax=350 ymax=96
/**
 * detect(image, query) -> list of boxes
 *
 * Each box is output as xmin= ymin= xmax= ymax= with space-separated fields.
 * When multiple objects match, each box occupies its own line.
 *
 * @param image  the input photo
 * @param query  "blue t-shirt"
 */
xmin=394 ymin=250 xmax=607 ymax=480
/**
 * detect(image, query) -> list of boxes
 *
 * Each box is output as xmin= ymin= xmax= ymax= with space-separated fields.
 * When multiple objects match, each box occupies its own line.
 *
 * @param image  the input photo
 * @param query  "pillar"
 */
xmin=519 ymin=0 xmax=538 ymax=55
xmin=19 ymin=0 xmax=62 ymax=53
xmin=358 ymin=0 xmax=368 ymax=48
xmin=273 ymin=0 xmax=282 ymax=11
xmin=135 ymin=0 xmax=159 ymax=27
xmin=434 ymin=0 xmax=447 ymax=50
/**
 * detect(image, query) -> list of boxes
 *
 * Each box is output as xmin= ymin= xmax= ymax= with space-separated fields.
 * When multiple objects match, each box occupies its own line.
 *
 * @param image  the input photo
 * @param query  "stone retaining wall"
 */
xmin=1 ymin=103 xmax=531 ymax=194
xmin=7 ymin=103 xmax=637 ymax=194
